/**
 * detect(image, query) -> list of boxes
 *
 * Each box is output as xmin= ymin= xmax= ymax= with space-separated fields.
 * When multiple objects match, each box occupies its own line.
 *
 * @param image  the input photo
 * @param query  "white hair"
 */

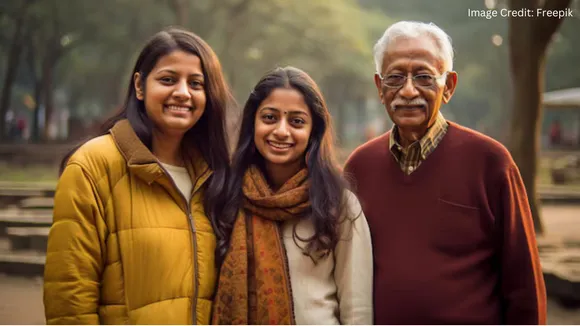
xmin=373 ymin=21 xmax=454 ymax=74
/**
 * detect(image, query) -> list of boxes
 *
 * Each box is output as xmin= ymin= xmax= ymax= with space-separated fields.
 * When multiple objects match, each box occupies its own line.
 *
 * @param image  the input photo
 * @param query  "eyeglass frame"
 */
xmin=378 ymin=71 xmax=449 ymax=89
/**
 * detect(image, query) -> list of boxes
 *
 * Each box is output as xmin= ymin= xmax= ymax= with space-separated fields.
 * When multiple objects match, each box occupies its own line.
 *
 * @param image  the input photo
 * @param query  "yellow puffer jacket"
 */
xmin=44 ymin=120 xmax=217 ymax=324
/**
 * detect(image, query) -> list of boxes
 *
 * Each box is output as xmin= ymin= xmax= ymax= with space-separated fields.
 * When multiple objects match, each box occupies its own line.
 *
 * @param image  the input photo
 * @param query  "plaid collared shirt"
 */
xmin=389 ymin=113 xmax=448 ymax=175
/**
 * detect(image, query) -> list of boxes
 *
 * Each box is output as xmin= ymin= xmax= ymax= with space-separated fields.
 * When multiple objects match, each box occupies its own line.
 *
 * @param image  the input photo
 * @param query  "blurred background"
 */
xmin=0 ymin=0 xmax=579 ymax=324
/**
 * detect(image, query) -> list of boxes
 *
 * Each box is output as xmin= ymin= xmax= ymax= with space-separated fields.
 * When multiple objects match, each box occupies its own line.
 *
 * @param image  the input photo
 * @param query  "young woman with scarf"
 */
xmin=212 ymin=67 xmax=373 ymax=325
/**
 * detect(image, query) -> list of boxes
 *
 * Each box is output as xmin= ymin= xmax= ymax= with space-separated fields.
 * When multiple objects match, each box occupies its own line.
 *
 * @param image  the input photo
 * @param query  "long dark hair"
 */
xmin=218 ymin=66 xmax=349 ymax=263
xmin=60 ymin=28 xmax=235 ymax=259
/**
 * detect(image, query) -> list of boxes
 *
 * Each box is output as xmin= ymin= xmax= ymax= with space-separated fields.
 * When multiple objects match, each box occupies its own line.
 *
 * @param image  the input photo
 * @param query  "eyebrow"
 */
xmin=156 ymin=69 xmax=204 ymax=78
xmin=387 ymin=65 xmax=437 ymax=73
xmin=260 ymin=107 xmax=309 ymax=115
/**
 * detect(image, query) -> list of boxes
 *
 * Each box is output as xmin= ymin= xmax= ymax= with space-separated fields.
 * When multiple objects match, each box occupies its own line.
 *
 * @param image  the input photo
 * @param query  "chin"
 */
xmin=265 ymin=154 xmax=302 ymax=167
xmin=157 ymin=123 xmax=193 ymax=136
xmin=168 ymin=118 xmax=198 ymax=129
xmin=264 ymin=156 xmax=291 ymax=166
xmin=395 ymin=120 xmax=426 ymax=130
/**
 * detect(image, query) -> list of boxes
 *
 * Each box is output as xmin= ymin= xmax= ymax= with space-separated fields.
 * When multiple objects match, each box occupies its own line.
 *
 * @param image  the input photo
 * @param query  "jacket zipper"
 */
xmin=158 ymin=164 xmax=198 ymax=324
xmin=188 ymin=211 xmax=199 ymax=325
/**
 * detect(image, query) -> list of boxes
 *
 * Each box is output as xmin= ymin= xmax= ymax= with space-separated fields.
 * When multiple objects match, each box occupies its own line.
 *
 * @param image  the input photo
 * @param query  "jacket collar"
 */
xmin=109 ymin=119 xmax=212 ymax=192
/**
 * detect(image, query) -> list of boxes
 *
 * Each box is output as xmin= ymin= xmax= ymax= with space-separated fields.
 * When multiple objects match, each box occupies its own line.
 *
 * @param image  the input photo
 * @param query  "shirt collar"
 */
xmin=389 ymin=112 xmax=448 ymax=159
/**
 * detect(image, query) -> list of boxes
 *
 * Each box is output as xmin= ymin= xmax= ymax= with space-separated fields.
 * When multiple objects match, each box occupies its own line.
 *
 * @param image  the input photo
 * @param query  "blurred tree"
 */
xmin=57 ymin=0 xmax=174 ymax=119
xmin=30 ymin=0 xmax=174 ymax=140
xmin=173 ymin=0 xmax=386 ymax=144
xmin=20 ymin=0 xmax=107 ymax=140
xmin=1 ymin=0 xmax=388 ymax=144
xmin=545 ymin=6 xmax=580 ymax=91
xmin=508 ymin=0 xmax=572 ymax=234
xmin=0 ymin=0 xmax=36 ymax=140
xmin=169 ymin=0 xmax=189 ymax=27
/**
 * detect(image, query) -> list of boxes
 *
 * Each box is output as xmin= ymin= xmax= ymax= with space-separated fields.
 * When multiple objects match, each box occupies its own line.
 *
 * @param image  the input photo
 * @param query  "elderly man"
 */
xmin=344 ymin=21 xmax=546 ymax=324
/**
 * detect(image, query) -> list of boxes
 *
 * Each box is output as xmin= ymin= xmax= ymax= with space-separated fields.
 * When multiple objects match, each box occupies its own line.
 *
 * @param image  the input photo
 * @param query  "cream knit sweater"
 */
xmin=281 ymin=190 xmax=373 ymax=325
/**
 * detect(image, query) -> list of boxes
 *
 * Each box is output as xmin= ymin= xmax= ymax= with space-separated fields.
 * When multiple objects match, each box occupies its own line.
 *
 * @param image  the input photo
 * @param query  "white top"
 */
xmin=161 ymin=163 xmax=192 ymax=202
xmin=281 ymin=190 xmax=374 ymax=325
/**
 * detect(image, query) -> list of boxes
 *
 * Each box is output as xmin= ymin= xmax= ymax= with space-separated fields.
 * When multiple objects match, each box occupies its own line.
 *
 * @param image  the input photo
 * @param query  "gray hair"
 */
xmin=373 ymin=21 xmax=454 ymax=74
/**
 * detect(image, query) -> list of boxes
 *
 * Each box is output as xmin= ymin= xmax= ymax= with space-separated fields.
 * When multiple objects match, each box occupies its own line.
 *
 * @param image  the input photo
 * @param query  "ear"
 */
xmin=134 ymin=72 xmax=144 ymax=100
xmin=442 ymin=71 xmax=458 ymax=104
xmin=374 ymin=73 xmax=384 ymax=104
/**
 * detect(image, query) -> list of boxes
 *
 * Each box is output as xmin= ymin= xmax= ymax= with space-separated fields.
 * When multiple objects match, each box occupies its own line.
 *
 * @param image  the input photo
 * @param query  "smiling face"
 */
xmin=254 ymin=87 xmax=313 ymax=174
xmin=134 ymin=50 xmax=206 ymax=138
xmin=374 ymin=36 xmax=456 ymax=133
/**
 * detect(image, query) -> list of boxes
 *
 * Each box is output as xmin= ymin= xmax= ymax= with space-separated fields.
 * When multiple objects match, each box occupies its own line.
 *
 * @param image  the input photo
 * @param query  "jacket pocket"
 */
xmin=431 ymin=198 xmax=486 ymax=254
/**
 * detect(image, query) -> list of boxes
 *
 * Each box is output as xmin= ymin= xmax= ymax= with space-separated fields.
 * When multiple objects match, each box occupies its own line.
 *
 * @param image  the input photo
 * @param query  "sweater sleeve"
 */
xmin=334 ymin=191 xmax=374 ymax=325
xmin=44 ymin=162 xmax=107 ymax=324
xmin=498 ymin=162 xmax=547 ymax=325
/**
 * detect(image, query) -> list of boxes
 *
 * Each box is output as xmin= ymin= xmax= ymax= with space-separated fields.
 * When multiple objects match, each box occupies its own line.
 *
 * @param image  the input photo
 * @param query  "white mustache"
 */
xmin=391 ymin=98 xmax=428 ymax=110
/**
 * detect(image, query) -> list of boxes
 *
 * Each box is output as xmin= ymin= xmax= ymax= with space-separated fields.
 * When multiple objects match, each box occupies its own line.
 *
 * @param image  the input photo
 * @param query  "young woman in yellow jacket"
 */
xmin=43 ymin=28 xmax=235 ymax=324
xmin=212 ymin=67 xmax=373 ymax=324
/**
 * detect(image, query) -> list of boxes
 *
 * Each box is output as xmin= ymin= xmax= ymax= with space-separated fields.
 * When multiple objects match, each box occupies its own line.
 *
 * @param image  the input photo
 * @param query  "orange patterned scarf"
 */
xmin=212 ymin=165 xmax=311 ymax=325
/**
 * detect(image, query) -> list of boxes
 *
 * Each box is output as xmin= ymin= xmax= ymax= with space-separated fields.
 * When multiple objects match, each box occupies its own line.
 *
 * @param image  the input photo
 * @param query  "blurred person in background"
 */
xmin=212 ymin=67 xmax=373 ymax=325
xmin=43 ymin=28 xmax=235 ymax=324
xmin=549 ymin=119 xmax=562 ymax=147
xmin=344 ymin=21 xmax=546 ymax=324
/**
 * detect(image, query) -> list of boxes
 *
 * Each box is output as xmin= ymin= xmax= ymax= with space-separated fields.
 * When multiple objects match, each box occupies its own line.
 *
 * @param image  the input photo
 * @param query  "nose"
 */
xmin=398 ymin=73 xmax=420 ymax=99
xmin=172 ymin=79 xmax=191 ymax=101
xmin=272 ymin=120 xmax=290 ymax=138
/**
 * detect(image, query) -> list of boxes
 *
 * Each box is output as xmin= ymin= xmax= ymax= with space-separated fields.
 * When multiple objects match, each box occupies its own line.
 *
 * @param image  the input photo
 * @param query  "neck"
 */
xmin=265 ymin=160 xmax=304 ymax=192
xmin=397 ymin=126 xmax=427 ymax=148
xmin=152 ymin=129 xmax=185 ymax=166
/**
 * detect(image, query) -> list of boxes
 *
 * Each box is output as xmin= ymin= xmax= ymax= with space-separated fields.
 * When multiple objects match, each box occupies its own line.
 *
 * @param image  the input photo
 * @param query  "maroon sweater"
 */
xmin=344 ymin=122 xmax=546 ymax=325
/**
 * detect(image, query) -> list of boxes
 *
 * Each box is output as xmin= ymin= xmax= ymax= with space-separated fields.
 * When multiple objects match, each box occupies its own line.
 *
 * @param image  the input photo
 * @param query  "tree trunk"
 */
xmin=508 ymin=0 xmax=571 ymax=234
xmin=25 ymin=37 xmax=41 ymax=142
xmin=32 ymin=79 xmax=42 ymax=142
xmin=509 ymin=44 xmax=544 ymax=233
xmin=41 ymin=51 xmax=56 ymax=141
xmin=0 ymin=2 xmax=30 ymax=140
xmin=170 ymin=0 xmax=189 ymax=27
xmin=322 ymin=73 xmax=350 ymax=146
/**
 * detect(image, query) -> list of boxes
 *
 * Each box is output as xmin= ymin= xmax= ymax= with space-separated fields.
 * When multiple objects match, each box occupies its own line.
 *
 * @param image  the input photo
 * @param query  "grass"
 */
xmin=0 ymin=163 xmax=58 ymax=184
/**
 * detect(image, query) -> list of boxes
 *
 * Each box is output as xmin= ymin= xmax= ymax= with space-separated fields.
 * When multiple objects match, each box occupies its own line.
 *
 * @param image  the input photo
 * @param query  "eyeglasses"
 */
xmin=378 ymin=72 xmax=448 ymax=88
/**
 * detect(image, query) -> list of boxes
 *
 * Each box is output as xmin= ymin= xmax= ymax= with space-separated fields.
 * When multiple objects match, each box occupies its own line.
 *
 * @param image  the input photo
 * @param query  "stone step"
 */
xmin=0 ymin=182 xmax=56 ymax=209
xmin=0 ymin=249 xmax=46 ymax=276
xmin=6 ymin=227 xmax=50 ymax=237
xmin=538 ymin=236 xmax=580 ymax=307
xmin=538 ymin=186 xmax=580 ymax=204
xmin=0 ymin=250 xmax=45 ymax=265
xmin=4 ymin=227 xmax=50 ymax=253
xmin=19 ymin=197 xmax=54 ymax=209
xmin=0 ymin=208 xmax=52 ymax=226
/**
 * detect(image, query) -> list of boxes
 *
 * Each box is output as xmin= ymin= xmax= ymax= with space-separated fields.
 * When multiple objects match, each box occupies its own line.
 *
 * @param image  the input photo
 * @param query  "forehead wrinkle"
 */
xmin=385 ymin=58 xmax=440 ymax=74
xmin=383 ymin=37 xmax=446 ymax=74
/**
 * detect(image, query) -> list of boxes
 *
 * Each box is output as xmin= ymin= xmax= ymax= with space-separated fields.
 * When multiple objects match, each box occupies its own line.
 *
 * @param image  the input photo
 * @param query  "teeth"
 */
xmin=269 ymin=141 xmax=292 ymax=149
xmin=166 ymin=105 xmax=191 ymax=112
